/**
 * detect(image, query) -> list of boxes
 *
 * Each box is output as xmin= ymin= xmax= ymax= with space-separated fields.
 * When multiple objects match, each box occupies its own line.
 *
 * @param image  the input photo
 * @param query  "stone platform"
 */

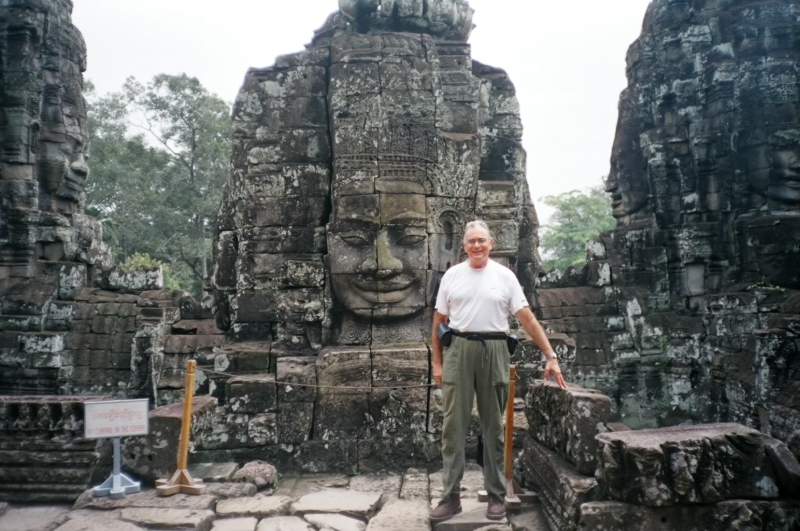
xmin=0 ymin=470 xmax=550 ymax=531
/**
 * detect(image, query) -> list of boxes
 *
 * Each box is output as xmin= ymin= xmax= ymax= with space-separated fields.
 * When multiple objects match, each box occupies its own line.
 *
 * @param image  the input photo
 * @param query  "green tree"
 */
xmin=121 ymin=253 xmax=181 ymax=291
xmin=86 ymin=75 xmax=231 ymax=296
xmin=540 ymin=185 xmax=616 ymax=271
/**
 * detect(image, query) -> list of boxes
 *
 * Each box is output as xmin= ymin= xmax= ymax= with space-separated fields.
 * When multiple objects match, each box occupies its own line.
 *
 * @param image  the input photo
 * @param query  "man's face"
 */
xmin=329 ymin=193 xmax=427 ymax=319
xmin=462 ymin=226 xmax=493 ymax=265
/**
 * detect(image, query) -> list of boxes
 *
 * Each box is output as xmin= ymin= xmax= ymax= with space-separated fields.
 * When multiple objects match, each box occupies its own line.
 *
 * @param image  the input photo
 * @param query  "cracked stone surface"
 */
xmin=119 ymin=508 xmax=216 ymax=530
xmin=431 ymin=499 xmax=508 ymax=531
xmin=216 ymin=496 xmax=292 ymax=518
xmin=211 ymin=517 xmax=259 ymax=531
xmin=290 ymin=490 xmax=382 ymax=519
xmin=0 ymin=473 xmax=551 ymax=531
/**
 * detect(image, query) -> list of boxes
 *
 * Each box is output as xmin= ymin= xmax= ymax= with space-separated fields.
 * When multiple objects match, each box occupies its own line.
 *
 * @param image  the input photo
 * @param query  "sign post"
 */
xmin=84 ymin=398 xmax=149 ymax=499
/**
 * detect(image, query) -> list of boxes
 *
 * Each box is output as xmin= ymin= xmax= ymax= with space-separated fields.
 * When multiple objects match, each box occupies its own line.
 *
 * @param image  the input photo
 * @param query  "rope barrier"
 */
xmin=203 ymin=368 xmax=436 ymax=391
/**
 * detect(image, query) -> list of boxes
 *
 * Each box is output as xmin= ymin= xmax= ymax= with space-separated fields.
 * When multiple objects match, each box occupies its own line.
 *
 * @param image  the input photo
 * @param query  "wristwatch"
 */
xmin=544 ymin=353 xmax=557 ymax=361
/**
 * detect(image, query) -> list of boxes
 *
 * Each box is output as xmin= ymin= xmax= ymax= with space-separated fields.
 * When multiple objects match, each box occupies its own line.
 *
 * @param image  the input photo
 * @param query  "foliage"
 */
xmin=121 ymin=253 xmax=181 ymax=291
xmin=746 ymin=282 xmax=785 ymax=292
xmin=540 ymin=185 xmax=616 ymax=272
xmin=86 ymin=74 xmax=231 ymax=297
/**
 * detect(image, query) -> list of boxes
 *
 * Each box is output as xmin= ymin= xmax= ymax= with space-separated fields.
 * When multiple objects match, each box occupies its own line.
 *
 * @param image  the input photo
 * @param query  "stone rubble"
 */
xmin=233 ymin=461 xmax=279 ymax=490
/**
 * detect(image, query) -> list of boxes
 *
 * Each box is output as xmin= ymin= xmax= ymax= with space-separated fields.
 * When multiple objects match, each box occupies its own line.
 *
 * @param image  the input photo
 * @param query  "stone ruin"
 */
xmin=521 ymin=381 xmax=800 ymax=531
xmin=0 ymin=0 xmax=550 ymax=500
xmin=201 ymin=0 xmax=544 ymax=472
xmin=538 ymin=0 xmax=800 ymax=437
xmin=0 ymin=0 xmax=798 ymax=527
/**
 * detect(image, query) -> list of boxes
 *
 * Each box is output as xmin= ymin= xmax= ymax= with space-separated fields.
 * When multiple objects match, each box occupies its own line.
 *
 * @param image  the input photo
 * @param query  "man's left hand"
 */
xmin=544 ymin=358 xmax=567 ymax=389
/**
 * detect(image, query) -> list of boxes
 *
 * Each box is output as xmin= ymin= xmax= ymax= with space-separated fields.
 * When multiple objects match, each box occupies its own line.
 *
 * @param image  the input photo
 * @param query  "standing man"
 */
xmin=430 ymin=220 xmax=567 ymax=522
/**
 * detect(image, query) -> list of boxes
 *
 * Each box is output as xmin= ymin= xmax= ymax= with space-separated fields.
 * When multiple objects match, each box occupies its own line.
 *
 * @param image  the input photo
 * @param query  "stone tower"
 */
xmin=539 ymin=0 xmax=800 ymax=435
xmin=212 ymin=0 xmax=541 ymax=351
xmin=208 ymin=0 xmax=542 ymax=468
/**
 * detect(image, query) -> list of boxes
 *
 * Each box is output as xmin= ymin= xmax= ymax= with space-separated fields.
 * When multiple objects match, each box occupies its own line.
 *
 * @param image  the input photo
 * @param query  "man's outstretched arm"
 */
xmin=515 ymin=307 xmax=567 ymax=388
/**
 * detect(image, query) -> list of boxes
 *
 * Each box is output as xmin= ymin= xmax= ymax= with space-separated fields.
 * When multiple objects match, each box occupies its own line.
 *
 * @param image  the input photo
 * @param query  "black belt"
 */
xmin=451 ymin=330 xmax=508 ymax=341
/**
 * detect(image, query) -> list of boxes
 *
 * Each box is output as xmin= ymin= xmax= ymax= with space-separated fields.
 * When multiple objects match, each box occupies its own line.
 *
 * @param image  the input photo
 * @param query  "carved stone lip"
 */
xmin=351 ymin=278 xmax=417 ymax=303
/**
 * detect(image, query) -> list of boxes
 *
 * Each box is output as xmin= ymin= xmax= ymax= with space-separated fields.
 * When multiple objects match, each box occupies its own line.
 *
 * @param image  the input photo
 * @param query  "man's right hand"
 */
xmin=432 ymin=359 xmax=443 ymax=386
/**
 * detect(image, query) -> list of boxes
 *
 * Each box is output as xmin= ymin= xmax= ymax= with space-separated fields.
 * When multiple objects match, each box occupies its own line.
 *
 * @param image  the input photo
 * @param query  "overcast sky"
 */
xmin=72 ymin=0 xmax=652 ymax=226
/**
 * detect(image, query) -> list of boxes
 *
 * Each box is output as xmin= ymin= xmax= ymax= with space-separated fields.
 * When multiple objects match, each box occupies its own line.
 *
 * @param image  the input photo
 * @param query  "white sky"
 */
xmin=72 ymin=0 xmax=652 ymax=226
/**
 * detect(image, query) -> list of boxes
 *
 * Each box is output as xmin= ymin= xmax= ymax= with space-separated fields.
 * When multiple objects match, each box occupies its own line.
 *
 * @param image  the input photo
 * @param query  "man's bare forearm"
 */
xmin=516 ymin=307 xmax=555 ymax=358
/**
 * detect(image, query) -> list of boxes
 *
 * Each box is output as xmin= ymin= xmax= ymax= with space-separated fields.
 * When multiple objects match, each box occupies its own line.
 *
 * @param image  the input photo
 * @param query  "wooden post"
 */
xmin=156 ymin=360 xmax=206 ymax=496
xmin=504 ymin=365 xmax=521 ymax=509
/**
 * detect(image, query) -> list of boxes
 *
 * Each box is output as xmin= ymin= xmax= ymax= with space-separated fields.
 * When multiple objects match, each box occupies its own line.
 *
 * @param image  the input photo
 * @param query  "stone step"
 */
xmin=520 ymin=436 xmax=597 ymax=531
xmin=0 ymin=505 xmax=72 ymax=531
xmin=366 ymin=499 xmax=430 ymax=531
xmin=290 ymin=489 xmax=382 ymax=519
xmin=595 ymin=423 xmax=780 ymax=506
xmin=119 ymin=508 xmax=215 ymax=530
xmin=432 ymin=499 xmax=509 ymax=531
xmin=525 ymin=380 xmax=612 ymax=475
xmin=211 ymin=517 xmax=258 ymax=531
xmin=215 ymin=495 xmax=292 ymax=518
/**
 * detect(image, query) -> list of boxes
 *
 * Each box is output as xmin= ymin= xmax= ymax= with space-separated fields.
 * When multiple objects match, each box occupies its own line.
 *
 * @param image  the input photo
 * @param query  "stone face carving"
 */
xmin=606 ymin=0 xmax=800 ymax=223
xmin=212 ymin=1 xmax=541 ymax=351
xmin=0 ymin=0 xmax=109 ymax=276
xmin=205 ymin=0 xmax=541 ymax=472
xmin=538 ymin=0 xmax=800 ymax=437
xmin=338 ymin=0 xmax=474 ymax=42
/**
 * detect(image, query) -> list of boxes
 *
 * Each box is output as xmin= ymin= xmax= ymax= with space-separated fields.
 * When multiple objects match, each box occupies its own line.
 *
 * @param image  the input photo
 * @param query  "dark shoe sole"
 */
xmin=430 ymin=505 xmax=462 ymax=523
xmin=486 ymin=509 xmax=506 ymax=521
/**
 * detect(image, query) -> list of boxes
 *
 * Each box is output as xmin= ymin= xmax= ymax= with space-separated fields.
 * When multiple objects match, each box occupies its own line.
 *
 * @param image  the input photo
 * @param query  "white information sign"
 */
xmin=84 ymin=399 xmax=149 ymax=439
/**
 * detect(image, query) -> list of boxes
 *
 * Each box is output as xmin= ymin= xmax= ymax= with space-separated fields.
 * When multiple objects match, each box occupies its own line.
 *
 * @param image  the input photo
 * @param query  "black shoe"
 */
xmin=487 ymin=494 xmax=506 ymax=520
xmin=430 ymin=494 xmax=462 ymax=522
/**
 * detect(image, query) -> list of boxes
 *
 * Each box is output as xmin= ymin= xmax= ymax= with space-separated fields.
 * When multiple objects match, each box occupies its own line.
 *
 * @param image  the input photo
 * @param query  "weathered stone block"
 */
xmin=276 ymin=356 xmax=317 ymax=403
xmin=279 ymin=402 xmax=314 ymax=443
xmin=525 ymin=381 xmax=612 ymax=475
xmin=235 ymin=289 xmax=324 ymax=324
xmin=123 ymin=396 xmax=217 ymax=482
xmin=290 ymin=489 xmax=382 ymax=518
xmin=120 ymin=508 xmax=215 ymax=530
xmin=248 ymin=413 xmax=278 ymax=446
xmin=365 ymin=498 xmax=430 ymax=531
xmin=227 ymin=374 xmax=277 ymax=414
xmin=255 ymin=66 xmax=328 ymax=98
xmin=763 ymin=435 xmax=800 ymax=496
xmin=199 ymin=409 xmax=250 ymax=450
xmin=595 ymin=423 xmax=780 ymax=506
xmin=521 ymin=436 xmax=598 ymax=531
xmin=214 ymin=343 xmax=271 ymax=374
xmin=578 ymin=500 xmax=800 ymax=531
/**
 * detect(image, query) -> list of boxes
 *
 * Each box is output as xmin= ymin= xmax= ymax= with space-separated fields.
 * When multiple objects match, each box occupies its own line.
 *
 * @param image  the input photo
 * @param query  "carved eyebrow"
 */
xmin=385 ymin=211 xmax=426 ymax=225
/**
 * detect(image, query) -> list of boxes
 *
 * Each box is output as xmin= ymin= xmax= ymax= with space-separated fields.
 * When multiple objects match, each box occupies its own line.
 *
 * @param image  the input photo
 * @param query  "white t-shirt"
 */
xmin=435 ymin=259 xmax=529 ymax=333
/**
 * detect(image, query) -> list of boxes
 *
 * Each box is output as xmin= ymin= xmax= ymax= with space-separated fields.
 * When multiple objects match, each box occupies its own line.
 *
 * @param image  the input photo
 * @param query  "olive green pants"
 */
xmin=441 ymin=335 xmax=510 ymax=499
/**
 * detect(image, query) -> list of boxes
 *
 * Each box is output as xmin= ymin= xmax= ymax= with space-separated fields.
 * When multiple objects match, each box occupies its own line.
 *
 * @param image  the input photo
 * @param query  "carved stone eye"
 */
xmin=340 ymin=235 xmax=371 ymax=247
xmin=395 ymin=235 xmax=425 ymax=247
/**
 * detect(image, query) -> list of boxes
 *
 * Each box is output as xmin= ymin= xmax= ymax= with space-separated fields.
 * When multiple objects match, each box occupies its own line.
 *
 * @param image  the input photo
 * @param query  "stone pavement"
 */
xmin=0 ymin=468 xmax=549 ymax=531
